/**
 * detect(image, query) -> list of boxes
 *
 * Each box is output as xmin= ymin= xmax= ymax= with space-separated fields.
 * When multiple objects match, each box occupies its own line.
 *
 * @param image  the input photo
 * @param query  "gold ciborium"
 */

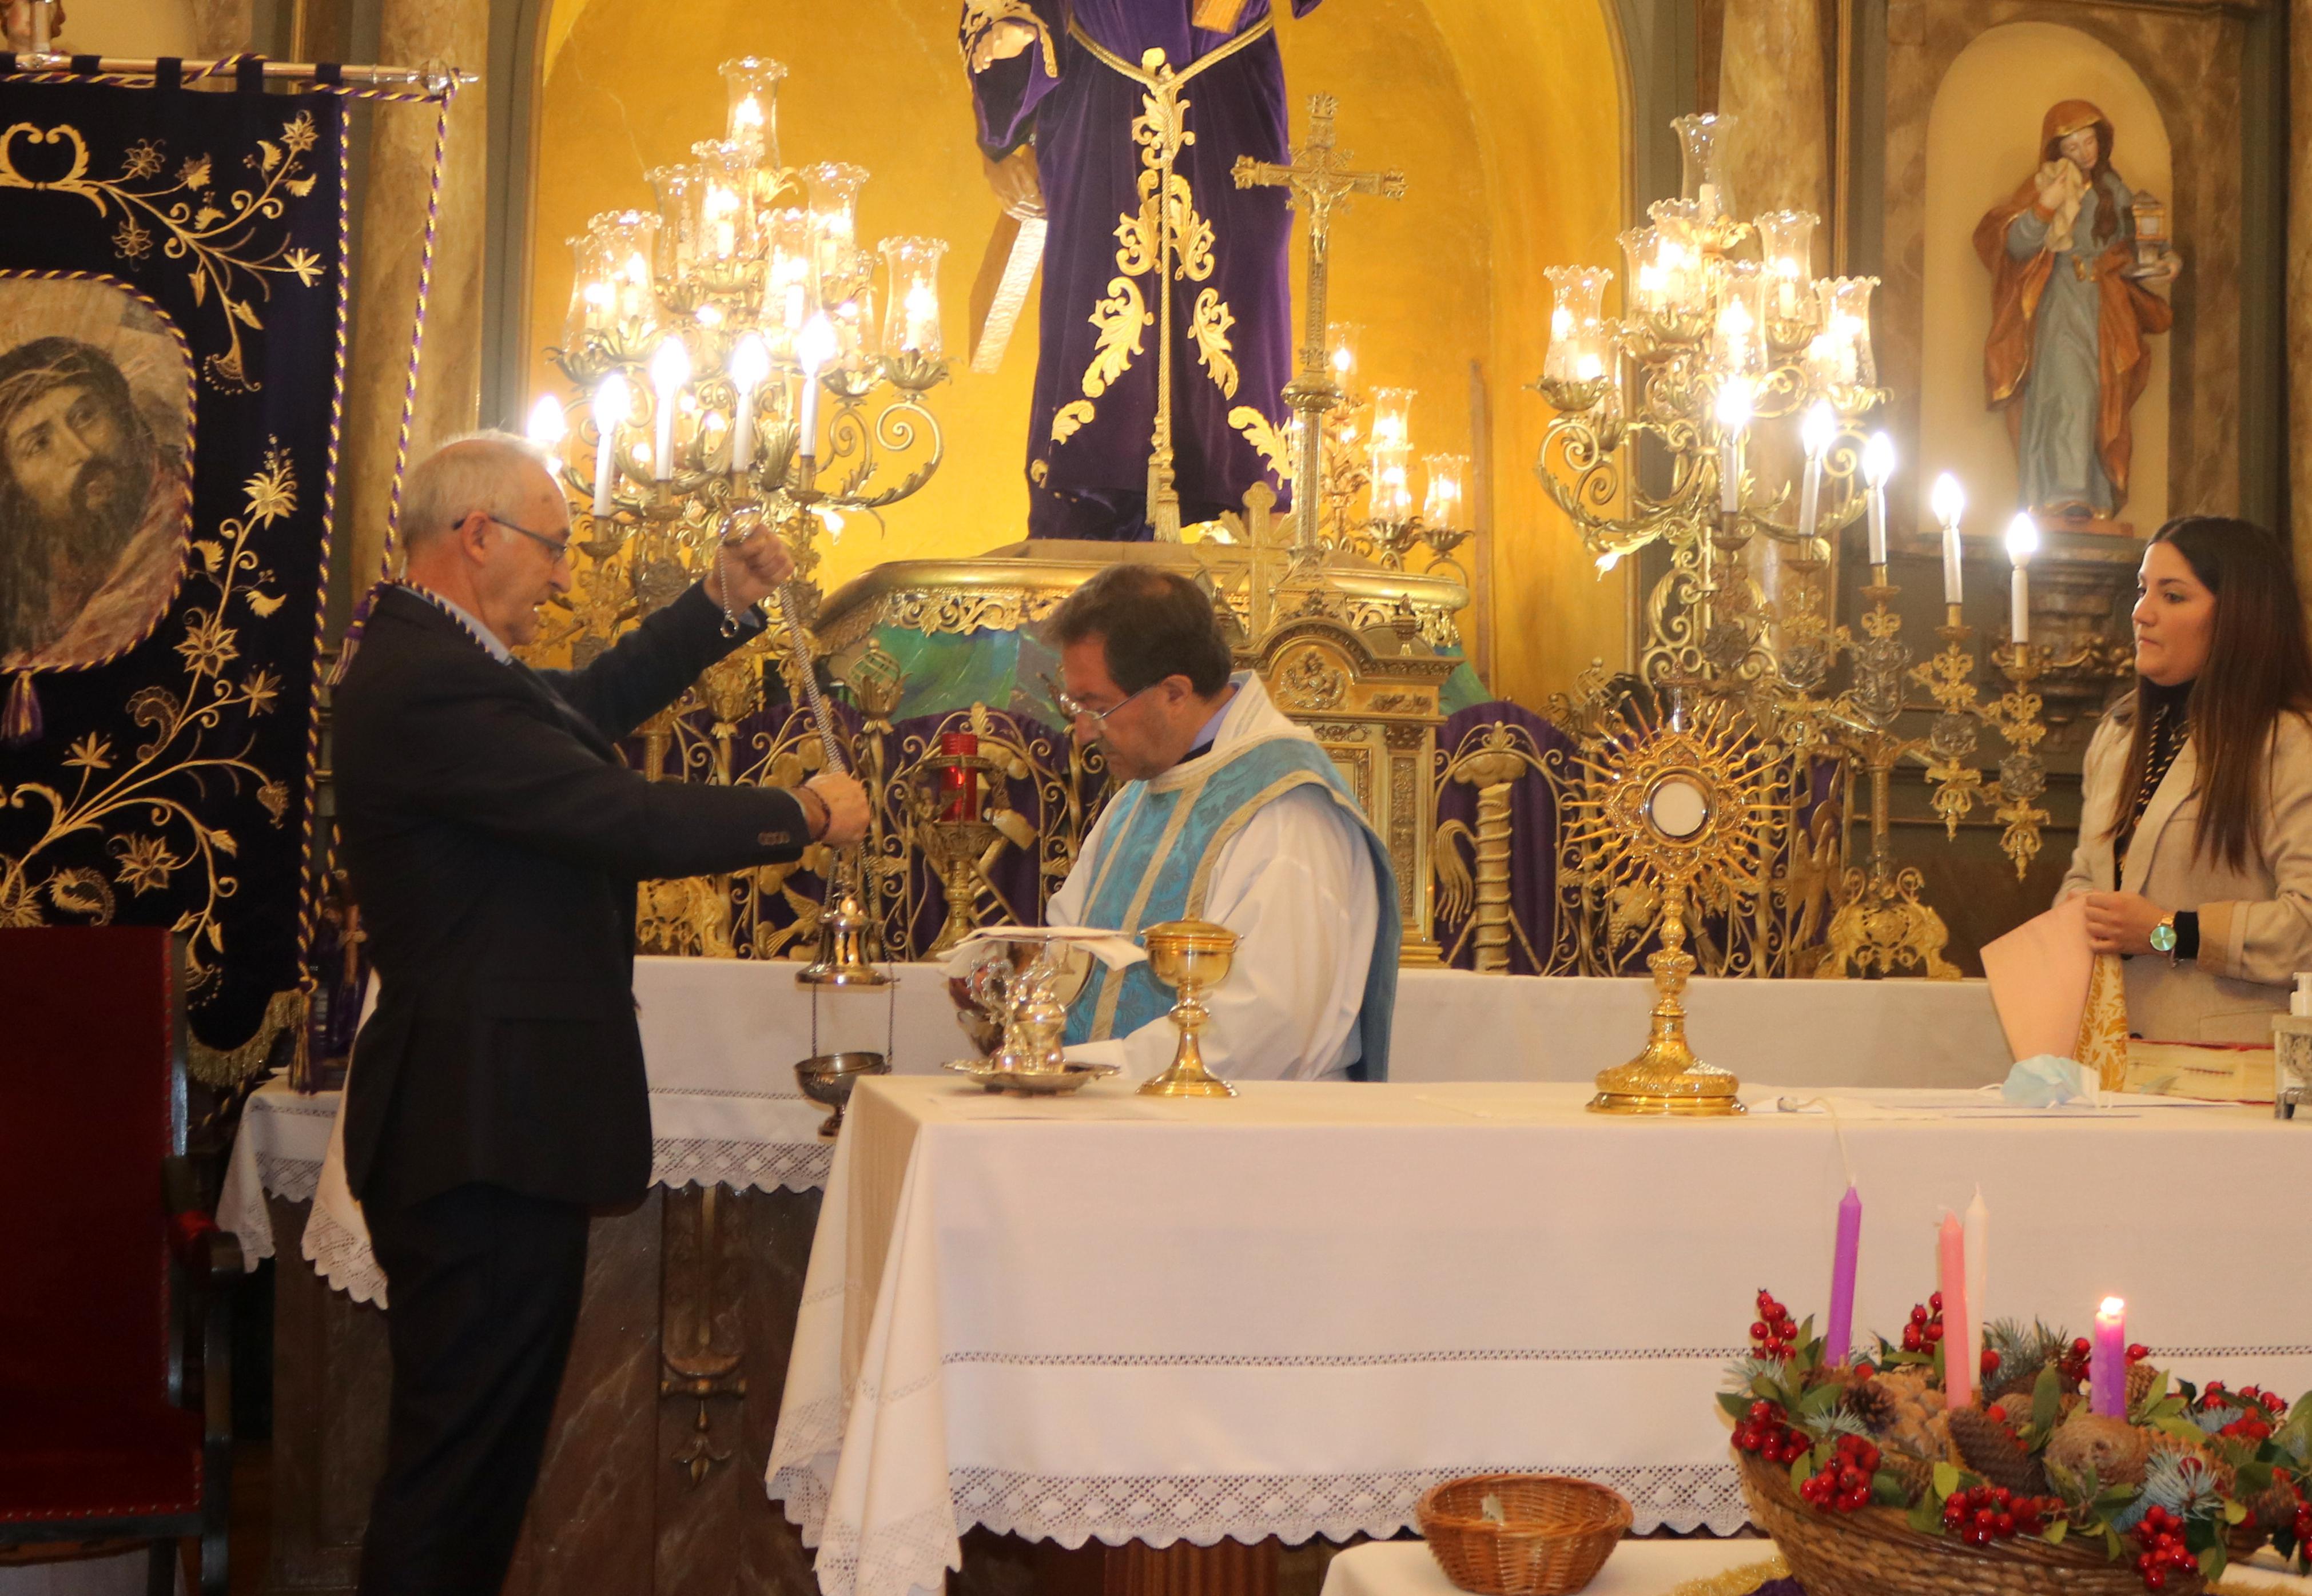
xmin=1137 ymin=919 xmax=1239 ymax=1099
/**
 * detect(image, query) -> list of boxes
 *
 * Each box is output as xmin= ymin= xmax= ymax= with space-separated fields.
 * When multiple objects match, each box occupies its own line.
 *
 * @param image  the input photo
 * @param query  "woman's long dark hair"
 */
xmin=2107 ymin=516 xmax=2312 ymax=871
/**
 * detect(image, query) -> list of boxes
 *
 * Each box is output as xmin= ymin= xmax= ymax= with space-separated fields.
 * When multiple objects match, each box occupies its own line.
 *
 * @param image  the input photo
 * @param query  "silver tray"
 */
xmin=941 ymin=1059 xmax=1120 ymax=1096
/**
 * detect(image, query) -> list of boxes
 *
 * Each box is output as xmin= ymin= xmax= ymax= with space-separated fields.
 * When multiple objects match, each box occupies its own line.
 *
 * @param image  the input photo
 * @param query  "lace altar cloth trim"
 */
xmin=260 ymin=1153 xmax=322 ymax=1205
xmin=651 ymin=1135 xmax=832 ymax=1194
xmin=948 ymin=1463 xmax=1752 ymax=1545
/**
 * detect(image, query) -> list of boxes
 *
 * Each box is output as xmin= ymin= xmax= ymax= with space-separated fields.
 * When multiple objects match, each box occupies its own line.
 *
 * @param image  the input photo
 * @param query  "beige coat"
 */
xmin=2058 ymin=707 xmax=2312 ymax=1041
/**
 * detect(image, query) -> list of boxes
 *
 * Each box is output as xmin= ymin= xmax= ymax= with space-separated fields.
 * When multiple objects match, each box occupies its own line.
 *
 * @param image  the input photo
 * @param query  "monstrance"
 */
xmin=1565 ymin=694 xmax=1781 ymax=1115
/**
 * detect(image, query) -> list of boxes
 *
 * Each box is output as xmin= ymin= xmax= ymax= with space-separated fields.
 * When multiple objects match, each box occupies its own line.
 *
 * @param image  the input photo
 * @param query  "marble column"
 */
xmin=188 ymin=0 xmax=252 ymax=57
xmin=336 ymin=0 xmax=488 ymax=610
xmin=1715 ymin=0 xmax=1830 ymax=229
xmin=2290 ymin=0 xmax=2312 ymax=586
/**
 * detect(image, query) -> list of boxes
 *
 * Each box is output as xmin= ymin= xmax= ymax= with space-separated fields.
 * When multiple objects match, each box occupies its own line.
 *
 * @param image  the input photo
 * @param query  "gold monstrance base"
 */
xmin=1587 ymin=941 xmax=1745 ymax=1117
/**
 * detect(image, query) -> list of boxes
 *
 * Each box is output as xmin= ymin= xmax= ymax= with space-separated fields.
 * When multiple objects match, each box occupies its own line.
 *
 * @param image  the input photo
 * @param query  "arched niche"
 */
xmin=1919 ymin=21 xmax=2171 ymax=531
xmin=520 ymin=0 xmax=1627 ymax=706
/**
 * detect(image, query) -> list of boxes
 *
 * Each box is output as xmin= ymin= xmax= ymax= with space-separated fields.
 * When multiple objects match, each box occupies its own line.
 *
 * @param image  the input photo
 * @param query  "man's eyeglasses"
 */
xmin=1046 ymin=675 xmax=1150 ymax=726
xmin=487 ymin=515 xmax=574 ymax=562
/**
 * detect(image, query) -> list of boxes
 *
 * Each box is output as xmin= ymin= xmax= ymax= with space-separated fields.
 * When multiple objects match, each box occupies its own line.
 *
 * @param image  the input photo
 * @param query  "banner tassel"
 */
xmin=2 ymin=671 xmax=40 ymax=747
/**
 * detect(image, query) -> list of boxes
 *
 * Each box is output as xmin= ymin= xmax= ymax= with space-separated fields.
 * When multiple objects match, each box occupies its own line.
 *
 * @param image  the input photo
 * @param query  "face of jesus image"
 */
xmin=0 ymin=338 xmax=163 ymax=662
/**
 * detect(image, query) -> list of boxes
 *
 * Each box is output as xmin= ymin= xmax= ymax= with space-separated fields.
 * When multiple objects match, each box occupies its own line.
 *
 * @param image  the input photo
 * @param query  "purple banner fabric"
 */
xmin=1433 ymin=702 xmax=1569 ymax=974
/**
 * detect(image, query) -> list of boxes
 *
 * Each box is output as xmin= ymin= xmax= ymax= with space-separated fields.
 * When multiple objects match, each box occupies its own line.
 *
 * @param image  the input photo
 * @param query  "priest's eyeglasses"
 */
xmin=489 ymin=515 xmax=574 ymax=563
xmin=1047 ymin=676 xmax=1150 ymax=727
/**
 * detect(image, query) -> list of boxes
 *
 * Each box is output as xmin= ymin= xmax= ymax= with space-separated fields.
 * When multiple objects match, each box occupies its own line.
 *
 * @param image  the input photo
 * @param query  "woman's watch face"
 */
xmin=2149 ymin=918 xmax=2177 ymax=953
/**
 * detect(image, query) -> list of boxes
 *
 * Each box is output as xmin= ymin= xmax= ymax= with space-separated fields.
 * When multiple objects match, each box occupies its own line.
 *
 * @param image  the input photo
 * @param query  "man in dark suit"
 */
xmin=333 ymin=432 xmax=868 ymax=1595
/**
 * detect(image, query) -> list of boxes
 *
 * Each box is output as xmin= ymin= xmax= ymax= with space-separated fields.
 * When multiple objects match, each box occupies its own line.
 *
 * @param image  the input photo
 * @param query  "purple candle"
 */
xmin=2092 ymin=1297 xmax=2127 ymax=1416
xmin=1825 ymin=1184 xmax=1861 ymax=1364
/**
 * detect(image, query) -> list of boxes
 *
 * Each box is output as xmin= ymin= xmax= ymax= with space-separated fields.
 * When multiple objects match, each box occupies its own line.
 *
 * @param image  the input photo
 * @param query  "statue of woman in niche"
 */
xmin=1973 ymin=99 xmax=2179 ymax=528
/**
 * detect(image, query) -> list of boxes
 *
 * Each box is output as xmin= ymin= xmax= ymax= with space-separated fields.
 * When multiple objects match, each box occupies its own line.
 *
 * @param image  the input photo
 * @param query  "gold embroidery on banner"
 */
xmin=1189 ymin=287 xmax=1236 ymax=397
xmin=0 ymin=112 xmax=329 ymax=391
xmin=1229 ymin=405 xmax=1295 ymax=482
xmin=1080 ymin=273 xmax=1148 ymax=397
xmin=0 ymin=447 xmax=299 ymax=1003
xmin=1050 ymin=399 xmax=1096 ymax=444
xmin=960 ymin=0 xmax=1059 ymax=77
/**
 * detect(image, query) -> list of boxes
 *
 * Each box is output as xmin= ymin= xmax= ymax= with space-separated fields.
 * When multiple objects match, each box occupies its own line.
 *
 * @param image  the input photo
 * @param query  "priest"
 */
xmin=1045 ymin=564 xmax=1395 ymax=1078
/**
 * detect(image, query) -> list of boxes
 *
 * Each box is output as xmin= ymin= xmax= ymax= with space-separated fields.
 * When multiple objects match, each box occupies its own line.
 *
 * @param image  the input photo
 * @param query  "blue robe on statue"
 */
xmin=965 ymin=0 xmax=1312 ymax=541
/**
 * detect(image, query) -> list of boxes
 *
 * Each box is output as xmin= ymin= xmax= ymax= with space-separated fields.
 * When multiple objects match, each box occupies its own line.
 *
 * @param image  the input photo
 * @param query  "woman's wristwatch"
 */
xmin=2148 ymin=909 xmax=2199 ymax=966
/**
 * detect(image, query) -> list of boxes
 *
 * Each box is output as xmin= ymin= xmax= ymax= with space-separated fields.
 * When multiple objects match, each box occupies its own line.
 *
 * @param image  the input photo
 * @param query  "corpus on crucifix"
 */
xmin=1234 ymin=91 xmax=1406 ymax=551
xmin=963 ymin=0 xmax=1320 ymax=543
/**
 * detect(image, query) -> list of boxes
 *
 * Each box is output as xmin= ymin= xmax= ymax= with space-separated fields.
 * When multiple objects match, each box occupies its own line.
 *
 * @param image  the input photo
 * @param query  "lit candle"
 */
xmin=1715 ymin=380 xmax=1752 ymax=515
xmin=649 ymin=337 xmax=691 ymax=483
xmin=1963 ymin=1187 xmax=1988 ymax=1402
xmin=1798 ymin=402 xmax=1834 ymax=542
xmin=1863 ymin=432 xmax=1894 ymax=568
xmin=1931 ymin=472 xmax=1966 ymax=605
xmin=591 ymin=373 xmax=628 ymax=518
xmin=1938 ymin=1212 xmax=1972 ymax=1408
xmin=796 ymin=311 xmax=838 ymax=463
xmin=2092 ymin=1296 xmax=2127 ymax=1416
xmin=525 ymin=393 xmax=567 ymax=476
xmin=729 ymin=333 xmax=769 ymax=477
xmin=902 ymin=279 xmax=940 ymax=353
xmin=2004 ymin=512 xmax=2039 ymax=654
xmin=1825 ymin=1184 xmax=1861 ymax=1366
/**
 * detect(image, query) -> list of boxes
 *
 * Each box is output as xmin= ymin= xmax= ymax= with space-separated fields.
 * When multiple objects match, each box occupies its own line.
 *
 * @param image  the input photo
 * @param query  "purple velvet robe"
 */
xmin=966 ymin=0 xmax=1318 ymax=540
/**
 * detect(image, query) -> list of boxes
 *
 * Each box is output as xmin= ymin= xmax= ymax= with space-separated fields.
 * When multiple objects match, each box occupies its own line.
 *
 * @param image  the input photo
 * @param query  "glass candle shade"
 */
xmin=1618 ymin=226 xmax=1663 ymax=316
xmin=1326 ymin=321 xmax=1361 ymax=389
xmin=646 ymin=164 xmax=706 ymax=285
xmin=1368 ymin=443 xmax=1413 ymax=523
xmin=567 ymin=212 xmax=660 ymax=345
xmin=939 ymin=731 xmax=979 ymax=821
xmin=803 ymin=162 xmax=869 ymax=284
xmin=1543 ymin=264 xmax=1614 ymax=383
xmin=829 ymin=282 xmax=878 ymax=371
xmin=767 ymin=208 xmax=817 ymax=355
xmin=1812 ymin=276 xmax=1880 ymax=392
xmin=1645 ymin=201 xmax=1710 ymax=315
xmin=720 ymin=55 xmax=787 ymax=166
xmin=1672 ymin=112 xmax=1736 ymax=227
xmin=1368 ymin=387 xmax=1415 ymax=455
xmin=565 ymin=226 xmax=614 ymax=347
xmin=880 ymin=235 xmax=948 ymax=358
xmin=690 ymin=140 xmax=761 ymax=265
xmin=1710 ymin=260 xmax=1766 ymax=379
xmin=1753 ymin=209 xmax=1818 ymax=327
xmin=1422 ymin=453 xmax=1468 ymax=532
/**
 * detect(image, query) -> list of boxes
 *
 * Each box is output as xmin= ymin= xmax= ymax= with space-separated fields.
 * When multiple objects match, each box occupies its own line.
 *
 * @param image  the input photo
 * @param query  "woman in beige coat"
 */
xmin=2059 ymin=516 xmax=2312 ymax=1041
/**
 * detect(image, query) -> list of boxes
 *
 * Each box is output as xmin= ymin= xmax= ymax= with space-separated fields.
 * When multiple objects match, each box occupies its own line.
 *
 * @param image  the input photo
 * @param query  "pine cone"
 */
xmin=1949 ymin=1406 xmax=2050 ymax=1497
xmin=2250 ymin=1481 xmax=2299 ymax=1531
xmin=2127 ymin=1360 xmax=2160 ymax=1410
xmin=2046 ymin=1411 xmax=2151 ymax=1487
xmin=1875 ymin=1367 xmax=1954 ymax=1464
xmin=1882 ymin=1450 xmax=1936 ymax=1506
xmin=1843 ymin=1376 xmax=1896 ymax=1434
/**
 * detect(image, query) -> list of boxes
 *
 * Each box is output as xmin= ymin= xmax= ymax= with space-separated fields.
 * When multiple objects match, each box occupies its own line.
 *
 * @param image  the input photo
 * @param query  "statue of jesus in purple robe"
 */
xmin=965 ymin=0 xmax=1318 ymax=542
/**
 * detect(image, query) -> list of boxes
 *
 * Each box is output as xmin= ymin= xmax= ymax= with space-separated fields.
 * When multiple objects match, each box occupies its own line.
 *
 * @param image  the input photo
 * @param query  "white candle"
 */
xmin=796 ymin=312 xmax=838 ymax=463
xmin=1862 ymin=432 xmax=1894 ymax=568
xmin=649 ymin=337 xmax=691 ymax=483
xmin=2005 ymin=512 xmax=2039 ymax=652
xmin=1963 ymin=1187 xmax=1988 ymax=1403
xmin=1931 ymin=472 xmax=1966 ymax=604
xmin=1798 ymin=403 xmax=1833 ymax=542
xmin=1714 ymin=381 xmax=1752 ymax=515
xmin=729 ymin=333 xmax=769 ymax=477
xmin=591 ymin=373 xmax=628 ymax=518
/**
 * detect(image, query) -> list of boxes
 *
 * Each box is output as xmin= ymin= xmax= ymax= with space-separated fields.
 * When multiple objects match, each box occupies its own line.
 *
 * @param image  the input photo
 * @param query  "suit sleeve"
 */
xmin=380 ymin=666 xmax=810 ymax=879
xmin=532 ymin=583 xmax=761 ymax=744
xmin=2195 ymin=721 xmax=2312 ymax=987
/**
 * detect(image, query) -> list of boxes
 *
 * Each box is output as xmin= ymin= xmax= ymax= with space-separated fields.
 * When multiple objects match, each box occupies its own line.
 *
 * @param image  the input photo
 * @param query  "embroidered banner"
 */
xmin=0 ymin=73 xmax=350 ymax=1073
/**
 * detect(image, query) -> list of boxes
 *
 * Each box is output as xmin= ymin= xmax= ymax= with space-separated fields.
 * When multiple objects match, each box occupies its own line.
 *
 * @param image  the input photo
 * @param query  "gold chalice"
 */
xmin=1137 ymin=919 xmax=1239 ymax=1099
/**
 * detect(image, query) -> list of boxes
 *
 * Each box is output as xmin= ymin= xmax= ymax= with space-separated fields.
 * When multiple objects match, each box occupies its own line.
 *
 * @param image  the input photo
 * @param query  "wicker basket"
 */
xmin=1415 ymin=1473 xmax=1631 ymax=1596
xmin=1736 ymin=1449 xmax=2259 ymax=1596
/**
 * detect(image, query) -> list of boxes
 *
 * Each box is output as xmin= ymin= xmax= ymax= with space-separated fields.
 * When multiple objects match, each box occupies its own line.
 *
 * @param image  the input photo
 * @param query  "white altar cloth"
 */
xmin=765 ymin=1076 xmax=2312 ymax=1596
xmin=217 ymin=956 xmax=2013 ymax=1295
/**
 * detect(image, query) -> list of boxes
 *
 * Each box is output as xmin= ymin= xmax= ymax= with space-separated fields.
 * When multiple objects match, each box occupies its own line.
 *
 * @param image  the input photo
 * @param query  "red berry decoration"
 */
xmin=1799 ymin=1434 xmax=1883 ymax=1514
xmin=2128 ymin=1507 xmax=2199 ymax=1592
xmin=1900 ymin=1298 xmax=1945 ymax=1356
xmin=1937 ymin=1484 xmax=2064 ymax=1547
xmin=1748 ymin=1289 xmax=1799 ymax=1362
xmin=1981 ymin=1347 xmax=2001 ymax=1378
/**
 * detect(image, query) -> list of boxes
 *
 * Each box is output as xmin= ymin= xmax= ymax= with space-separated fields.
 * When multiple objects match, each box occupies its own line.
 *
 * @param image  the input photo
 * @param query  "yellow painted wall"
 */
xmin=1920 ymin=22 xmax=2170 ymax=534
xmin=527 ymin=0 xmax=1625 ymax=706
xmin=51 ymin=0 xmax=196 ymax=53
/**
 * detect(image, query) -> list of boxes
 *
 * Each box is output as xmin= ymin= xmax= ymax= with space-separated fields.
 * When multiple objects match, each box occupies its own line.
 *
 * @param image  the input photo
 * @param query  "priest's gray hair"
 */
xmin=400 ymin=430 xmax=559 ymax=552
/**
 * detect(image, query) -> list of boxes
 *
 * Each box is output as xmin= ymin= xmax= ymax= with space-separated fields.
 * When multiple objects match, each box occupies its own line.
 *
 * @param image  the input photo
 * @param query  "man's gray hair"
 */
xmin=399 ymin=429 xmax=559 ymax=554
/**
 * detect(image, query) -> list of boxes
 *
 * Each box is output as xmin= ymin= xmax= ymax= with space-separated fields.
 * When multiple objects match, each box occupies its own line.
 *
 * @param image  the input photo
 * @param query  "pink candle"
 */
xmin=2092 ymin=1296 xmax=2127 ymax=1416
xmin=1825 ymin=1185 xmax=1861 ymax=1364
xmin=1937 ymin=1214 xmax=1972 ymax=1407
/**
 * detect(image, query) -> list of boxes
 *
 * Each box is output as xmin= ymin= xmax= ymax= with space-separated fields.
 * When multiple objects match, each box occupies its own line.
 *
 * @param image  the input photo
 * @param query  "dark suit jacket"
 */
xmin=334 ymin=583 xmax=809 ymax=1209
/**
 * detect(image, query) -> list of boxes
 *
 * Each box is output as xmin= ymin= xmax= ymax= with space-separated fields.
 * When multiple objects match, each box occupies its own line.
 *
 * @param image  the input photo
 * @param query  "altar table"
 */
xmin=767 ymin=1076 xmax=2312 ymax=1596
xmin=217 ymin=957 xmax=2015 ymax=1296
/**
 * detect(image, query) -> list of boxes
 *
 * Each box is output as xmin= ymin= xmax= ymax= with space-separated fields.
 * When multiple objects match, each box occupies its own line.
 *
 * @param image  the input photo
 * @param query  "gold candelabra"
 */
xmin=1530 ymin=110 xmax=2065 ymax=981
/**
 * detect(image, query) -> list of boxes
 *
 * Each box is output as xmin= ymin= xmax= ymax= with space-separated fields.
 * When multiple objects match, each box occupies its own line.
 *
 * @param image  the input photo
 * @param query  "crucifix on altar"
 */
xmin=1235 ymin=92 xmax=1406 ymax=554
